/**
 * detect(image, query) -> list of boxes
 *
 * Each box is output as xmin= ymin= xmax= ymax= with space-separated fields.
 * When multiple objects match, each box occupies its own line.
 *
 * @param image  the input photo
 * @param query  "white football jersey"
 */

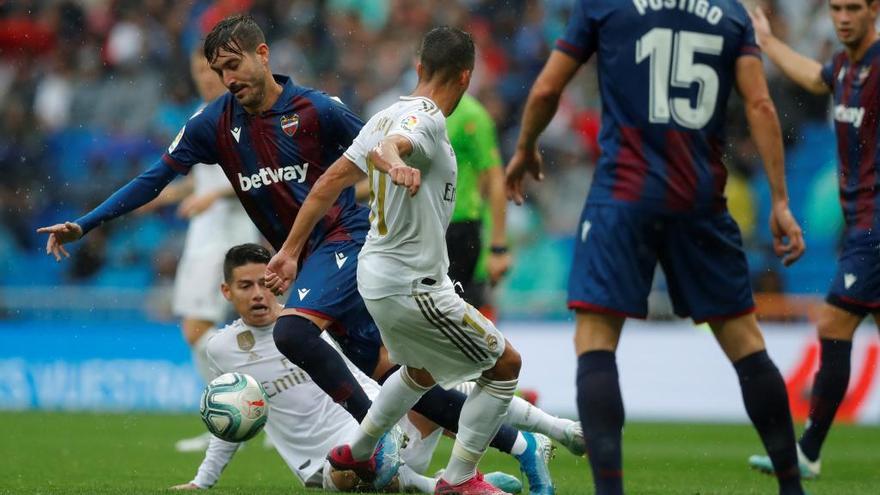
xmin=183 ymin=163 xmax=257 ymax=254
xmin=194 ymin=318 xmax=379 ymax=487
xmin=344 ymin=96 xmax=458 ymax=299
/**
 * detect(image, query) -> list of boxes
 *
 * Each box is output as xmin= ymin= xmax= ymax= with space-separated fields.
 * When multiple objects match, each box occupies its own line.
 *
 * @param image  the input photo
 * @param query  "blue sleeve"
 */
xmin=323 ymin=95 xmax=365 ymax=148
xmin=821 ymin=59 xmax=836 ymax=89
xmin=738 ymin=11 xmax=762 ymax=59
xmin=554 ymin=0 xmax=598 ymax=63
xmin=74 ymin=160 xmax=179 ymax=234
xmin=162 ymin=105 xmax=219 ymax=174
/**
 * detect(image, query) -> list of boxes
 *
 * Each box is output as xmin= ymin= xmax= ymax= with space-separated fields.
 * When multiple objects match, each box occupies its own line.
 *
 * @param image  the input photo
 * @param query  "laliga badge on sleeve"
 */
xmin=400 ymin=115 xmax=419 ymax=132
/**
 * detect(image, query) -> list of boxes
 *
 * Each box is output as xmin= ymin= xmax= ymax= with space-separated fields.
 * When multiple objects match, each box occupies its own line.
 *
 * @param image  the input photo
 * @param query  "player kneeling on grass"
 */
xmin=171 ymin=243 xmax=522 ymax=492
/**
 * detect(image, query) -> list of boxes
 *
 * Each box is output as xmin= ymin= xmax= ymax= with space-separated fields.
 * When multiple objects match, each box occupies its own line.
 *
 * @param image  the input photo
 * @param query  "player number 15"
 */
xmin=636 ymin=28 xmax=724 ymax=130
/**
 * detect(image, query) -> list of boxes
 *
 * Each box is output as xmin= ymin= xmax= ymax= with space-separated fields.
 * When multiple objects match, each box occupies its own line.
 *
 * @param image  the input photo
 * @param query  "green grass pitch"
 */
xmin=2 ymin=412 xmax=879 ymax=494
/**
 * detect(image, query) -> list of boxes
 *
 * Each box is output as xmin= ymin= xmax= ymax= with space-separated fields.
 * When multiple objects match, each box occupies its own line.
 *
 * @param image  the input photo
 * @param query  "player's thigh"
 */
xmin=287 ymin=239 xmax=363 ymax=318
xmin=364 ymin=287 xmax=505 ymax=389
xmin=659 ymin=211 xmax=754 ymax=323
xmin=287 ymin=239 xmax=383 ymax=374
xmin=172 ymin=249 xmax=228 ymax=324
xmin=568 ymin=204 xmax=659 ymax=318
xmin=825 ymin=235 xmax=880 ymax=323
xmin=326 ymin=299 xmax=384 ymax=377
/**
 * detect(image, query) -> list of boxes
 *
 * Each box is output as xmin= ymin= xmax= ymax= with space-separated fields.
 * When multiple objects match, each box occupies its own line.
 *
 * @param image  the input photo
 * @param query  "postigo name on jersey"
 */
xmin=632 ymin=0 xmax=723 ymax=25
xmin=238 ymin=164 xmax=309 ymax=191
xmin=834 ymin=104 xmax=866 ymax=128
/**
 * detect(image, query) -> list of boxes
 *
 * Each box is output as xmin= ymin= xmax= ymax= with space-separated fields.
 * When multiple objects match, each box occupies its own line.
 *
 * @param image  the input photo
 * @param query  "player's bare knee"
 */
xmin=370 ymin=346 xmax=396 ymax=382
xmin=272 ymin=315 xmax=322 ymax=359
xmin=404 ymin=366 xmax=436 ymax=389
xmin=574 ymin=311 xmax=623 ymax=353
xmin=709 ymin=314 xmax=766 ymax=362
xmin=816 ymin=304 xmax=860 ymax=341
xmin=485 ymin=342 xmax=521 ymax=381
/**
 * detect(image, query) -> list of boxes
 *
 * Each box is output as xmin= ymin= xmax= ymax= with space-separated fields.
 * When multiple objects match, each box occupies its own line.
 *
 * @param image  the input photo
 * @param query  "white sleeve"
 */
xmin=189 ymin=337 xmax=239 ymax=488
xmin=190 ymin=436 xmax=242 ymax=488
xmin=343 ymin=127 xmax=370 ymax=174
xmin=387 ymin=111 xmax=441 ymax=165
xmin=204 ymin=341 xmax=225 ymax=380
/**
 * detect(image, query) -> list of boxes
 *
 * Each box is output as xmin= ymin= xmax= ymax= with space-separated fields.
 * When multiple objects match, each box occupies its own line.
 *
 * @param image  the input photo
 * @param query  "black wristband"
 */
xmin=490 ymin=245 xmax=508 ymax=255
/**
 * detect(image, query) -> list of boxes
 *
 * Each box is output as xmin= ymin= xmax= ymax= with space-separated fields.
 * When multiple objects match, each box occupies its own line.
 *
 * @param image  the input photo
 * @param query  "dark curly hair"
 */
xmin=223 ymin=243 xmax=271 ymax=282
xmin=203 ymin=14 xmax=266 ymax=64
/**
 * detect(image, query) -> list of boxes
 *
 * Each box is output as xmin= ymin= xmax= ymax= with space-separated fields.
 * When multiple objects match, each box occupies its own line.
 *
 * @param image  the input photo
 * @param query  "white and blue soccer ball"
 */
xmin=200 ymin=372 xmax=269 ymax=442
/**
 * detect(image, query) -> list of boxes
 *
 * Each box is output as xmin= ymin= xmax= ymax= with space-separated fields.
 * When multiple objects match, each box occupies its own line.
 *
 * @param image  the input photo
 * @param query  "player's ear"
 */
xmin=221 ymin=282 xmax=232 ymax=301
xmin=416 ymin=61 xmax=425 ymax=81
xmin=459 ymin=69 xmax=472 ymax=88
xmin=256 ymin=43 xmax=270 ymax=66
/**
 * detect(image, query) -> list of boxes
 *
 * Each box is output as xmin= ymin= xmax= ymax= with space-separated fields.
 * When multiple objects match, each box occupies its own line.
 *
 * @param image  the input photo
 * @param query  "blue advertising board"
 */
xmin=0 ymin=320 xmax=204 ymax=411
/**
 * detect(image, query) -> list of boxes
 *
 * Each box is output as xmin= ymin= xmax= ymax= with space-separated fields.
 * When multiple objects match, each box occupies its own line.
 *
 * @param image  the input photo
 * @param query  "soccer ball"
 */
xmin=200 ymin=372 xmax=269 ymax=442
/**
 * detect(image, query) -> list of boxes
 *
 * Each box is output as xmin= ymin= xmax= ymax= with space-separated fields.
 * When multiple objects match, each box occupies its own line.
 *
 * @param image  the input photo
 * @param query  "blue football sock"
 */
xmin=577 ymin=350 xmax=624 ymax=495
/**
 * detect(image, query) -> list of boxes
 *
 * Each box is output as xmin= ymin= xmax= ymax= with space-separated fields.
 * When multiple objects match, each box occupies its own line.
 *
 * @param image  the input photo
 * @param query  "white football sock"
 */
xmin=510 ymin=432 xmax=528 ymax=456
xmin=400 ymin=422 xmax=444 ymax=475
xmin=191 ymin=328 xmax=218 ymax=383
xmin=442 ymin=377 xmax=517 ymax=485
xmin=454 ymin=381 xmax=476 ymax=396
xmin=350 ymin=368 xmax=430 ymax=461
xmin=506 ymin=395 xmax=572 ymax=443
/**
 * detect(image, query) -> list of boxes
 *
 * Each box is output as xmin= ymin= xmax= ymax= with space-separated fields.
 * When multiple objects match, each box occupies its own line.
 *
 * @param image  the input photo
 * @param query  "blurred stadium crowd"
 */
xmin=0 ymin=0 xmax=850 ymax=319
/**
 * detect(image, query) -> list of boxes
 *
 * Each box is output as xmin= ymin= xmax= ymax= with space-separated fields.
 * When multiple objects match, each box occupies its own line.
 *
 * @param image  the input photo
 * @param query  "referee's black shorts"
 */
xmin=445 ymin=220 xmax=487 ymax=308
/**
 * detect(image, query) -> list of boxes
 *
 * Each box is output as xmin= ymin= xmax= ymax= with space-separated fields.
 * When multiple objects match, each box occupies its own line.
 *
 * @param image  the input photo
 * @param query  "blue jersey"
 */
xmin=556 ymin=0 xmax=760 ymax=213
xmin=162 ymin=75 xmax=368 ymax=255
xmin=821 ymin=42 xmax=880 ymax=232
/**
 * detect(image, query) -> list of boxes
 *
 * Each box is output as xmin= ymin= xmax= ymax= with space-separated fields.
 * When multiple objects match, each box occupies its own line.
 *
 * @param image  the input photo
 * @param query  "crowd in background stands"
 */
xmin=0 ymin=0 xmax=848 ymax=319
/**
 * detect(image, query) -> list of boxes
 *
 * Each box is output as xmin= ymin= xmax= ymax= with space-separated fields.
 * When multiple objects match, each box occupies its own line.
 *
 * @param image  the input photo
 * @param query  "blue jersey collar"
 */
xmin=234 ymin=74 xmax=298 ymax=116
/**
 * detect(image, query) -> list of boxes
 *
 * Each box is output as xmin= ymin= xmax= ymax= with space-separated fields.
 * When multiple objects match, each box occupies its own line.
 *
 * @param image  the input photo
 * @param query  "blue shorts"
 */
xmin=568 ymin=203 xmax=754 ymax=322
xmin=826 ymin=229 xmax=880 ymax=316
xmin=287 ymin=236 xmax=382 ymax=374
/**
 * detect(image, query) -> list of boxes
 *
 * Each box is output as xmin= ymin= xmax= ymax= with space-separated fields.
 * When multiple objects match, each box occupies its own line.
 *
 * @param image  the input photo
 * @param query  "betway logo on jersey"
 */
xmin=834 ymin=104 xmax=866 ymax=128
xmin=238 ymin=164 xmax=309 ymax=191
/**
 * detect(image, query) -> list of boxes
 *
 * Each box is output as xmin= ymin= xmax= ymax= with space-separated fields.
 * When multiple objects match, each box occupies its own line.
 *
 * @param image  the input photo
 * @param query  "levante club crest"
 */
xmin=281 ymin=114 xmax=300 ymax=136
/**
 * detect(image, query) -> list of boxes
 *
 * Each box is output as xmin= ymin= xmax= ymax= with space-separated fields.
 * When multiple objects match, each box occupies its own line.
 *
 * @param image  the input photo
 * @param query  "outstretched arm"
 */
xmin=36 ymin=160 xmax=179 ymax=261
xmin=170 ymin=436 xmax=242 ymax=490
xmin=736 ymin=55 xmax=805 ymax=267
xmin=749 ymin=7 xmax=828 ymax=95
xmin=265 ymin=157 xmax=366 ymax=293
xmin=137 ymin=175 xmax=193 ymax=214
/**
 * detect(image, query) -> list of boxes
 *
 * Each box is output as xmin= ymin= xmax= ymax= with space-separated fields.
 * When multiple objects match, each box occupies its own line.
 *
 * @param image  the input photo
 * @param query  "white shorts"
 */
xmin=363 ymin=283 xmax=505 ymax=389
xmin=172 ymin=248 xmax=229 ymax=323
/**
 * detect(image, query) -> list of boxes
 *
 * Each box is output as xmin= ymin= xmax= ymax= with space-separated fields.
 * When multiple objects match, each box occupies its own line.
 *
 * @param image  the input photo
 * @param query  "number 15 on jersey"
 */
xmin=636 ymin=28 xmax=724 ymax=130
